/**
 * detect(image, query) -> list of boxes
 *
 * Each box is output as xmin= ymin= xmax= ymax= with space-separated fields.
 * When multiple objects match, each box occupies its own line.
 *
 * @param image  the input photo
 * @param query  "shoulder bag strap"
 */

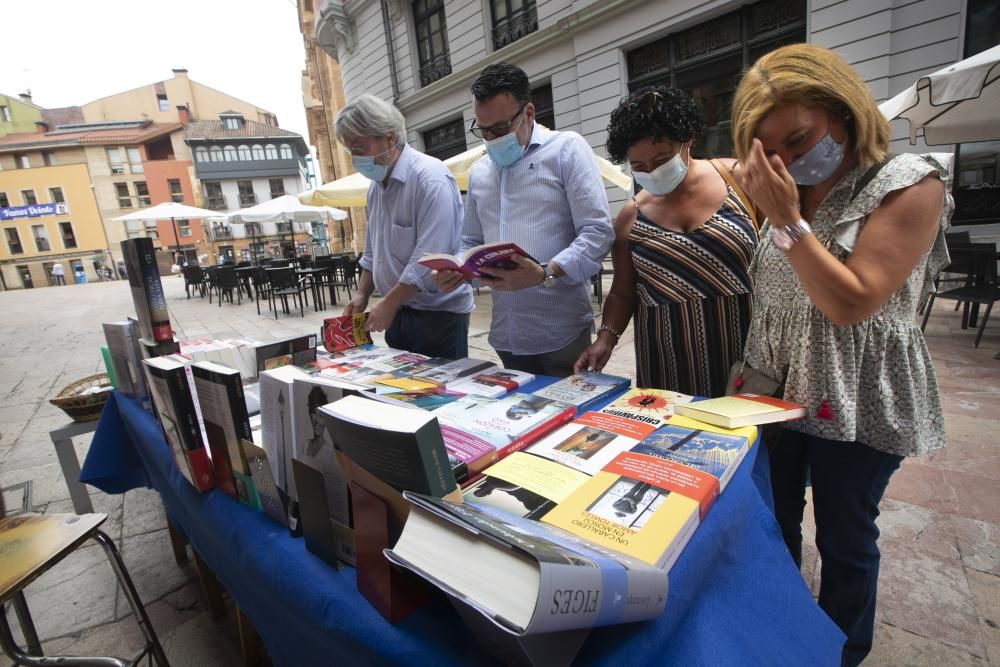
xmin=710 ymin=158 xmax=759 ymax=230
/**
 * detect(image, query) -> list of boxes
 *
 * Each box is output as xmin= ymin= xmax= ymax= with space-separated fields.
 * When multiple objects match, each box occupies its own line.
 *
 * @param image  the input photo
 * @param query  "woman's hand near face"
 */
xmin=738 ymin=139 xmax=801 ymax=228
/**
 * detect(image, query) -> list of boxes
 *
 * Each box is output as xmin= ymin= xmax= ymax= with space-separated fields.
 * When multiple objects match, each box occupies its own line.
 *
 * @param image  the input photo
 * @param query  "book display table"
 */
xmin=81 ymin=386 xmax=845 ymax=666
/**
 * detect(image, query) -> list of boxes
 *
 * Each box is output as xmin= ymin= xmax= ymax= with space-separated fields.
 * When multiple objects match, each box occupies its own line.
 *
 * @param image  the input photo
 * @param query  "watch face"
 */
xmin=542 ymin=275 xmax=558 ymax=288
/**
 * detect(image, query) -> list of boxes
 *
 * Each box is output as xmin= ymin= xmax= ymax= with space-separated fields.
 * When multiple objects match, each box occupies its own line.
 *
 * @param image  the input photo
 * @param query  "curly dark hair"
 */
xmin=606 ymin=86 xmax=706 ymax=164
xmin=471 ymin=62 xmax=532 ymax=104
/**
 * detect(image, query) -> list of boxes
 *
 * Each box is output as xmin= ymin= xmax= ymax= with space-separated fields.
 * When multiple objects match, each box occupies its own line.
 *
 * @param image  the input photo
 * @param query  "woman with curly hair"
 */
xmin=575 ymin=86 xmax=759 ymax=397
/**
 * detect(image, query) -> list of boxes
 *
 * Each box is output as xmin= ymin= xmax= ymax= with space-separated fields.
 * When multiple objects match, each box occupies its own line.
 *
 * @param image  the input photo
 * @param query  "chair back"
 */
xmin=217 ymin=266 xmax=239 ymax=289
xmin=946 ymin=243 xmax=996 ymax=286
xmin=251 ymin=266 xmax=270 ymax=288
xmin=269 ymin=267 xmax=296 ymax=290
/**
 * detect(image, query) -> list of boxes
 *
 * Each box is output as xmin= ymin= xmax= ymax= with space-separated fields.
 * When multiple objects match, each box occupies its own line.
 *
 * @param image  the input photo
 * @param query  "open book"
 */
xmin=418 ymin=242 xmax=537 ymax=279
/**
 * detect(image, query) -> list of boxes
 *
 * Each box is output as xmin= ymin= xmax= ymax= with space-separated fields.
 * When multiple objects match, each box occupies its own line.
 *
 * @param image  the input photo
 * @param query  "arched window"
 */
xmin=238 ymin=144 xmax=252 ymax=160
xmin=279 ymin=143 xmax=294 ymax=159
xmin=264 ymin=144 xmax=278 ymax=160
xmin=209 ymin=146 xmax=223 ymax=162
xmin=223 ymin=146 xmax=238 ymax=162
xmin=252 ymin=144 xmax=265 ymax=160
xmin=195 ymin=147 xmax=209 ymax=162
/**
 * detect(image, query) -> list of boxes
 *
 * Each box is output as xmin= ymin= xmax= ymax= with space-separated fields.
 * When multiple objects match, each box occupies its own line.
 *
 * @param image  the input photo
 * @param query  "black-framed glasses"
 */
xmin=469 ymin=104 xmax=527 ymax=139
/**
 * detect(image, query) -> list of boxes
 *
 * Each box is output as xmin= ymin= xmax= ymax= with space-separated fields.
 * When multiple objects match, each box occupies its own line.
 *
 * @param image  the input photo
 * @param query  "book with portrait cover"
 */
xmin=321 ymin=313 xmax=371 ymax=352
xmin=542 ymin=450 xmax=705 ymax=571
xmin=418 ymin=242 xmax=538 ymax=280
xmin=385 ymin=492 xmax=668 ymax=636
xmin=192 ymin=361 xmax=260 ymax=509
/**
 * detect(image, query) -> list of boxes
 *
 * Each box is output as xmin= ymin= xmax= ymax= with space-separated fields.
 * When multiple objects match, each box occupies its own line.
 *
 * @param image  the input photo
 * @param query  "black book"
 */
xmin=120 ymin=238 xmax=172 ymax=343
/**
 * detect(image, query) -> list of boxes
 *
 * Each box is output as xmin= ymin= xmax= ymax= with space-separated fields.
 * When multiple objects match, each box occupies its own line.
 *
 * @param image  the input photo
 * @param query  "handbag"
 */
xmin=725 ymin=359 xmax=786 ymax=397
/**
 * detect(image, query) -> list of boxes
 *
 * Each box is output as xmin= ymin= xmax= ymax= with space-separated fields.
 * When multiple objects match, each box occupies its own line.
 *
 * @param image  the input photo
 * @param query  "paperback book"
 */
xmin=542 ymin=450 xmax=704 ymax=571
xmin=192 ymin=361 xmax=260 ymax=509
xmin=142 ymin=357 xmax=215 ymax=492
xmin=463 ymin=451 xmax=590 ymax=520
xmin=418 ymin=242 xmax=537 ymax=280
xmin=412 ymin=357 xmax=496 ymax=385
xmin=322 ymin=313 xmax=371 ymax=352
xmin=598 ymin=388 xmax=694 ymax=428
xmin=258 ymin=365 xmax=311 ymax=497
xmin=525 ymin=411 xmax=659 ymax=476
xmin=447 ymin=368 xmax=535 ymax=398
xmin=120 ymin=237 xmax=172 ymax=343
xmin=432 ymin=393 xmax=575 ymax=484
xmin=372 ymin=387 xmax=466 ymax=410
xmin=675 ymin=393 xmax=806 ymax=428
xmin=386 ymin=492 xmax=668 ymax=636
xmin=531 ymin=371 xmax=630 ymax=414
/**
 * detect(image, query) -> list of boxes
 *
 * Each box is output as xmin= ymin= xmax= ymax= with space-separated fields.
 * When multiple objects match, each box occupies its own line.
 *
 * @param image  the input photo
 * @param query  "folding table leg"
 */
xmin=11 ymin=590 xmax=43 ymax=656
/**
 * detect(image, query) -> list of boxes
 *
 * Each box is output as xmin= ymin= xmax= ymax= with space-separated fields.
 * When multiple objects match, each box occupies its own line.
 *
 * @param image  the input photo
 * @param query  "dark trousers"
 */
xmin=496 ymin=327 xmax=591 ymax=378
xmin=53 ymin=275 xmax=65 ymax=286
xmin=769 ymin=428 xmax=903 ymax=667
xmin=385 ymin=306 xmax=469 ymax=359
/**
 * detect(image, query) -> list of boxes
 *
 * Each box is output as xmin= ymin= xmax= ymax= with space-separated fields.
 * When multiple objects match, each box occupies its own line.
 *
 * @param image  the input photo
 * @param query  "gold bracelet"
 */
xmin=599 ymin=323 xmax=622 ymax=339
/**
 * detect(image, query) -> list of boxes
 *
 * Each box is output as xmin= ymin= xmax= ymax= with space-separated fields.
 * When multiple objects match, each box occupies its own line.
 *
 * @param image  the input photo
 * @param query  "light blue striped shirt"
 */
xmin=359 ymin=145 xmax=474 ymax=314
xmin=463 ymin=124 xmax=613 ymax=354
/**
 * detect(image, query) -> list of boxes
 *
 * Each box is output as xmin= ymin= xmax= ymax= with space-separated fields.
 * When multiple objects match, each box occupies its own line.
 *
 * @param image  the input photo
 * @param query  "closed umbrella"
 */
xmin=880 ymin=44 xmax=1000 ymax=145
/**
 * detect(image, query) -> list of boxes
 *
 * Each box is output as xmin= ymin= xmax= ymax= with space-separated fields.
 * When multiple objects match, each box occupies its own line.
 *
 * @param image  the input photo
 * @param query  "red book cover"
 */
xmin=322 ymin=313 xmax=372 ymax=352
xmin=496 ymin=404 xmax=575 ymax=459
xmin=604 ymin=451 xmax=719 ymax=519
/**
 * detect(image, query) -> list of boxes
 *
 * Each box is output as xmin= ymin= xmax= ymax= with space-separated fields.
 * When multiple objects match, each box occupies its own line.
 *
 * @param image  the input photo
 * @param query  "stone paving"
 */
xmin=0 ymin=273 xmax=997 ymax=665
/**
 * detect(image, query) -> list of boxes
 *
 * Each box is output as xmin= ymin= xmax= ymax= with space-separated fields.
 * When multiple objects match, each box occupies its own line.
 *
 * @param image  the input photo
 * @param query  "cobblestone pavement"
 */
xmin=0 ymin=274 xmax=997 ymax=665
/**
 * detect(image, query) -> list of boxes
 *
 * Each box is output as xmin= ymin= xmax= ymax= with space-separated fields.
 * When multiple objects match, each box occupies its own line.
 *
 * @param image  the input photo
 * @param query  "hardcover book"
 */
xmin=142 ymin=357 xmax=215 ymax=492
xmin=525 ymin=411 xmax=659 ymax=476
xmin=192 ymin=361 xmax=260 ymax=509
xmin=632 ymin=416 xmax=756 ymax=492
xmin=120 ymin=237 xmax=172 ymax=343
xmin=385 ymin=492 xmax=668 ymax=636
xmin=531 ymin=371 xmax=630 ymax=414
xmin=598 ymin=388 xmax=694 ymax=428
xmin=418 ymin=242 xmax=538 ymax=280
xmin=463 ymin=451 xmax=590 ymax=520
xmin=322 ymin=313 xmax=372 ymax=352
xmin=320 ymin=395 xmax=458 ymax=498
xmin=675 ymin=394 xmax=806 ymax=428
xmin=542 ymin=451 xmax=704 ymax=571
xmin=432 ymin=393 xmax=575 ymax=485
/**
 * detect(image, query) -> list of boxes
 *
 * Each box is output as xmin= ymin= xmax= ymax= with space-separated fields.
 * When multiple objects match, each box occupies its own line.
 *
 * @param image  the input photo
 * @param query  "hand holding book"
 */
xmin=420 ymin=242 xmax=538 ymax=283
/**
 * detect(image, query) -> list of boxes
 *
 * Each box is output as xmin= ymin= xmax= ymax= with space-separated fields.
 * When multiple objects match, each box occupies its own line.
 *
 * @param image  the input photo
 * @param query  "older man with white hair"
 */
xmin=336 ymin=94 xmax=474 ymax=359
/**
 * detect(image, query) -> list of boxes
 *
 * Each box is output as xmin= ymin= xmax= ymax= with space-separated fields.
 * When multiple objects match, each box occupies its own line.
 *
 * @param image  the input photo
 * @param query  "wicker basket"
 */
xmin=49 ymin=373 xmax=114 ymax=422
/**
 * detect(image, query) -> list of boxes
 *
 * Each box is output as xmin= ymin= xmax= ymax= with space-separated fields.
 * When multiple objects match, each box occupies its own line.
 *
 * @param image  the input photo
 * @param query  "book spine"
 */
xmin=496 ymin=408 xmax=575 ymax=460
xmin=225 ymin=371 xmax=262 ymax=510
xmin=416 ymin=420 xmax=458 ymax=496
xmin=168 ymin=366 xmax=215 ymax=492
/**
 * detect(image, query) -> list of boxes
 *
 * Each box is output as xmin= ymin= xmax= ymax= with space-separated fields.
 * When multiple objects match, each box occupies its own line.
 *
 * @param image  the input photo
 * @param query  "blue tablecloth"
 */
xmin=82 ymin=387 xmax=844 ymax=667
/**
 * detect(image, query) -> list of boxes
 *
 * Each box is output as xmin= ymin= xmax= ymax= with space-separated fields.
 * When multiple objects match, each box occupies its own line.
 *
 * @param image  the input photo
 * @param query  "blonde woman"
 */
xmin=730 ymin=44 xmax=952 ymax=666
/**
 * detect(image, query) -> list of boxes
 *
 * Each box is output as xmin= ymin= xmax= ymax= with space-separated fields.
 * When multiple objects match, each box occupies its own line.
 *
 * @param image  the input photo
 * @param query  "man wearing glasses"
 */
xmin=434 ymin=62 xmax=613 ymax=377
xmin=336 ymin=94 xmax=474 ymax=358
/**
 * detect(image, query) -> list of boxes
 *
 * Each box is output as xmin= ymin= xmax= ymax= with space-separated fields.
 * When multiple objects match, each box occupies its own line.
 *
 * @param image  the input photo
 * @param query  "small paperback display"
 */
xmin=598 ymin=388 xmax=693 ymax=428
xmin=531 ymin=371 xmax=630 ymax=414
xmin=418 ymin=242 xmax=537 ymax=280
xmin=322 ymin=313 xmax=372 ymax=352
xmin=675 ymin=393 xmax=806 ymax=428
xmin=386 ymin=492 xmax=668 ymax=636
xmin=251 ymin=333 xmax=318 ymax=376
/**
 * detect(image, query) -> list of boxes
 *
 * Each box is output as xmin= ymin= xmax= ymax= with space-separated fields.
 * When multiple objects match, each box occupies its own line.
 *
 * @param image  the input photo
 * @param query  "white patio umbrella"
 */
xmin=299 ymin=137 xmax=632 ymax=208
xmin=229 ymin=194 xmax=347 ymax=261
xmin=880 ymin=44 xmax=1000 ymax=145
xmin=113 ymin=202 xmax=223 ymax=260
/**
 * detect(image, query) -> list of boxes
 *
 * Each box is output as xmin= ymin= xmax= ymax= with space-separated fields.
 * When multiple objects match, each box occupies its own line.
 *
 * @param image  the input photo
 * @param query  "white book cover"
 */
xmin=414 ymin=357 xmax=495 ymax=384
xmin=102 ymin=321 xmax=138 ymax=395
xmin=291 ymin=376 xmax=356 ymax=527
xmin=258 ymin=365 xmax=310 ymax=496
xmin=525 ymin=412 xmax=659 ymax=476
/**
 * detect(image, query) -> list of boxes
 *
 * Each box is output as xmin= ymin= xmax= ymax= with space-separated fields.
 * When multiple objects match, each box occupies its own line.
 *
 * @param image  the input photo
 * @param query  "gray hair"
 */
xmin=335 ymin=94 xmax=407 ymax=144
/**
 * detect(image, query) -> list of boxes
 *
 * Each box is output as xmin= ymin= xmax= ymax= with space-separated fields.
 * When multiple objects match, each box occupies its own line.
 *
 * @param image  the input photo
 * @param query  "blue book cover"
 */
xmin=632 ymin=424 xmax=748 ymax=486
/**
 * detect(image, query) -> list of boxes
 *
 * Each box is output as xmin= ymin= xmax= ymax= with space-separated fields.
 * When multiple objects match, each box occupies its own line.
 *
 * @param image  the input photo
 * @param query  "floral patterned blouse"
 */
xmin=745 ymin=153 xmax=953 ymax=457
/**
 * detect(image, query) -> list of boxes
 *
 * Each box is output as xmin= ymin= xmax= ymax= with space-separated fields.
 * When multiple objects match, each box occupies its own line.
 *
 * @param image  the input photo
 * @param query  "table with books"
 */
xmin=82 ymin=368 xmax=845 ymax=667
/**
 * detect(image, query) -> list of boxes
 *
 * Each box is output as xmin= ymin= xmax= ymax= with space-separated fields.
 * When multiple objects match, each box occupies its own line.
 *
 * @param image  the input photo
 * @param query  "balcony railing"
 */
xmin=419 ymin=53 xmax=452 ymax=87
xmin=492 ymin=6 xmax=538 ymax=50
xmin=239 ymin=195 xmax=257 ymax=207
xmin=209 ymin=224 xmax=234 ymax=241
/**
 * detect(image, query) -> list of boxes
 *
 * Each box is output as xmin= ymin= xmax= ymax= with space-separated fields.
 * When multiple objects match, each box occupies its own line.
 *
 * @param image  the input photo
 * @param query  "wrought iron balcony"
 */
xmin=419 ymin=54 xmax=452 ymax=87
xmin=492 ymin=6 xmax=538 ymax=50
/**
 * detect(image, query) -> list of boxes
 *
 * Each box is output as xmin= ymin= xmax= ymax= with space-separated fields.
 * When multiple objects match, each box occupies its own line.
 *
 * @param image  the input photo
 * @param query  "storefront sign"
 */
xmin=0 ymin=203 xmax=69 ymax=220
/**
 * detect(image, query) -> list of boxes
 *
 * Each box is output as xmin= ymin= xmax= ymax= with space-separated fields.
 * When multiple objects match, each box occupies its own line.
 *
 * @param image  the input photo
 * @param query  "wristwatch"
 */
xmin=771 ymin=219 xmax=813 ymax=251
xmin=540 ymin=263 xmax=558 ymax=288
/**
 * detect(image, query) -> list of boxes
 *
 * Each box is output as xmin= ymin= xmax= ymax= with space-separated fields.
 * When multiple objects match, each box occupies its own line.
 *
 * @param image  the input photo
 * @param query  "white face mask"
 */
xmin=632 ymin=147 xmax=689 ymax=195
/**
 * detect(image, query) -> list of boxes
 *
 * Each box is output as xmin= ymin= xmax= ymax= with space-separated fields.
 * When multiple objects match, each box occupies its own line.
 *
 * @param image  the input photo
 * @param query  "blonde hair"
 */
xmin=731 ymin=43 xmax=890 ymax=168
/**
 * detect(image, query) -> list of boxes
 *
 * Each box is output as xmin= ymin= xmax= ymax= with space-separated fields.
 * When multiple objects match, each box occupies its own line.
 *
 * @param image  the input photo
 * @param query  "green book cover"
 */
xmin=101 ymin=346 xmax=118 ymax=388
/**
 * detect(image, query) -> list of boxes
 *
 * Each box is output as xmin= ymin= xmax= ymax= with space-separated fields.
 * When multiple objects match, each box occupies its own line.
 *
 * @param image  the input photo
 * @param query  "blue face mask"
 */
xmin=787 ymin=133 xmax=844 ymax=185
xmin=485 ymin=116 xmax=527 ymax=168
xmin=352 ymin=144 xmax=398 ymax=182
xmin=632 ymin=147 xmax=689 ymax=195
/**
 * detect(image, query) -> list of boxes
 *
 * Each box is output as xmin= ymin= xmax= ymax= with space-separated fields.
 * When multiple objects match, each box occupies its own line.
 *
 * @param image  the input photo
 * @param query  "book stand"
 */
xmin=450 ymin=598 xmax=590 ymax=667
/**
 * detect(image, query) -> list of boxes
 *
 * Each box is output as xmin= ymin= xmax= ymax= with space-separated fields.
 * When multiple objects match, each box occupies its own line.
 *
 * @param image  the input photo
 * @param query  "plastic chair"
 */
xmin=215 ymin=266 xmax=242 ymax=307
xmin=0 ymin=501 xmax=168 ymax=666
xmin=268 ymin=268 xmax=306 ymax=319
xmin=921 ymin=243 xmax=1000 ymax=347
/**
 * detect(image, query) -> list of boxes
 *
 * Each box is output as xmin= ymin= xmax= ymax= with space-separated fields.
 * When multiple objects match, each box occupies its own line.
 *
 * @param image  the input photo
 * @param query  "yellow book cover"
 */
xmin=464 ymin=451 xmax=591 ymax=519
xmin=543 ymin=451 xmax=701 ymax=570
xmin=375 ymin=375 xmax=440 ymax=392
